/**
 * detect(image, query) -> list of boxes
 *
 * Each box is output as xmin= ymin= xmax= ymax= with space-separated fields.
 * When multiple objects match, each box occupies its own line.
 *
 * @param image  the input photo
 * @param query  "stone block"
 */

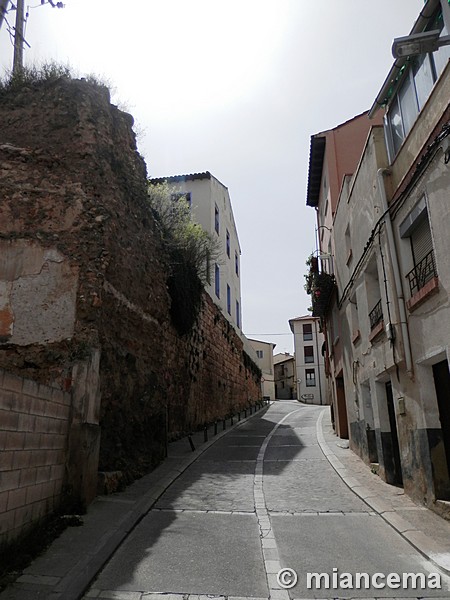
xmin=0 ymin=408 xmax=19 ymax=430
xmin=22 ymin=378 xmax=40 ymax=398
xmin=0 ymin=389 xmax=14 ymax=410
xmin=24 ymin=432 xmax=41 ymax=450
xmin=5 ymin=430 xmax=25 ymax=450
xmin=0 ymin=509 xmax=16 ymax=535
xmin=12 ymin=449 xmax=31 ymax=470
xmin=26 ymin=483 xmax=43 ymax=505
xmin=19 ymin=467 xmax=37 ymax=487
xmin=3 ymin=372 xmax=23 ymax=393
xmin=7 ymin=486 xmax=27 ymax=510
xmin=18 ymin=412 xmax=36 ymax=433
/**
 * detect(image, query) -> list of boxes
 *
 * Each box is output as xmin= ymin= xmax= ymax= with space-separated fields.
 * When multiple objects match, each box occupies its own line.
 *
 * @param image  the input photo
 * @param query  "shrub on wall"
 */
xmin=147 ymin=182 xmax=221 ymax=334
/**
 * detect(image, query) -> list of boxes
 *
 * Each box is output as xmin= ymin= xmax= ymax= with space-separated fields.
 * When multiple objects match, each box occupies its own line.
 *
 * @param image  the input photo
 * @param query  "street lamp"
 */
xmin=392 ymin=29 xmax=450 ymax=58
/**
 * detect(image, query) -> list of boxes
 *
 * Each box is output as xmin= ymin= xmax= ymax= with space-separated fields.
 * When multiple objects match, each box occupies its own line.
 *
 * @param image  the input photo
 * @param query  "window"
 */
xmin=215 ymin=204 xmax=220 ymax=234
xmin=256 ymin=350 xmax=264 ymax=359
xmin=365 ymin=257 xmax=382 ymax=332
xmin=384 ymin=14 xmax=446 ymax=162
xmin=226 ymin=230 xmax=230 ymax=258
xmin=305 ymin=369 xmax=316 ymax=387
xmin=236 ymin=300 xmax=241 ymax=328
xmin=400 ymin=198 xmax=437 ymax=296
xmin=235 ymin=251 xmax=239 ymax=277
xmin=281 ymin=364 xmax=285 ymax=376
xmin=215 ymin=264 xmax=220 ymax=298
xmin=170 ymin=192 xmax=191 ymax=208
xmin=304 ymin=346 xmax=314 ymax=364
xmin=303 ymin=323 xmax=313 ymax=341
xmin=227 ymin=284 xmax=231 ymax=314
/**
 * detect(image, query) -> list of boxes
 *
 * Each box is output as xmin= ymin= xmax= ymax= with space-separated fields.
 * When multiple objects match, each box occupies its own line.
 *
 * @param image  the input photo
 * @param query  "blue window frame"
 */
xmin=227 ymin=285 xmax=231 ymax=314
xmin=215 ymin=205 xmax=219 ymax=234
xmin=215 ymin=264 xmax=220 ymax=298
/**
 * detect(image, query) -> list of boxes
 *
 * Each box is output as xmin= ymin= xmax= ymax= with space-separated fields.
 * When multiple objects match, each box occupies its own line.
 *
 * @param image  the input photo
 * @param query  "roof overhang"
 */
xmin=306 ymin=135 xmax=326 ymax=207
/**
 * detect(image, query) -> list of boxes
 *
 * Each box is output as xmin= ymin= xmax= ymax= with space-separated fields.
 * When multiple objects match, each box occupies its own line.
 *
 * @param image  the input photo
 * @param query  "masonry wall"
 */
xmin=0 ymin=77 xmax=260 ymax=546
xmin=0 ymin=369 xmax=70 ymax=547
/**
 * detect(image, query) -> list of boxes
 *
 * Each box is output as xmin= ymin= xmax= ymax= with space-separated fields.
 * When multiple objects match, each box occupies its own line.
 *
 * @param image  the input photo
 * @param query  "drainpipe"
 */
xmin=377 ymin=168 xmax=414 ymax=378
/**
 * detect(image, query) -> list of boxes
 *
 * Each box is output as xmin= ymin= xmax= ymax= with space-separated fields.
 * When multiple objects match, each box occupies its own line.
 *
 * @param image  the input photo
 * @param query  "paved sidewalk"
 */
xmin=0 ymin=407 xmax=268 ymax=600
xmin=1 ymin=402 xmax=450 ymax=600
xmin=318 ymin=408 xmax=450 ymax=575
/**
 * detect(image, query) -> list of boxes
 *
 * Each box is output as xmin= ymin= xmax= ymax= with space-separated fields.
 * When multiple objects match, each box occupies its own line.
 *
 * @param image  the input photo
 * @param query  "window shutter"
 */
xmin=411 ymin=217 xmax=433 ymax=265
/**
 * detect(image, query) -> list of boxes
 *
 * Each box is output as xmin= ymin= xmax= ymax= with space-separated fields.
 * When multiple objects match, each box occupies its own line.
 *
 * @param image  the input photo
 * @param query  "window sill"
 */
xmin=369 ymin=320 xmax=385 ymax=343
xmin=352 ymin=329 xmax=361 ymax=345
xmin=406 ymin=277 xmax=439 ymax=312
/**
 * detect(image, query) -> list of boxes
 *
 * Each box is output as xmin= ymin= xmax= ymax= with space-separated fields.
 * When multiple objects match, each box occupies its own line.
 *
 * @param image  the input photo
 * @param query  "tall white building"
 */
xmin=149 ymin=171 xmax=243 ymax=333
xmin=248 ymin=338 xmax=276 ymax=400
xmin=289 ymin=316 xmax=326 ymax=405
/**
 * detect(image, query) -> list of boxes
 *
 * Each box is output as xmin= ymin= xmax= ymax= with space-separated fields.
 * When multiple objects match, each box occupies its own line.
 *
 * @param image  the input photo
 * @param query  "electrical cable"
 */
xmin=338 ymin=120 xmax=450 ymax=309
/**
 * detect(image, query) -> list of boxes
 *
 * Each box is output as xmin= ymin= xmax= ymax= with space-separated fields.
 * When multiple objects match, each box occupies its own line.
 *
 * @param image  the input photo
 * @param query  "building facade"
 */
xmin=248 ymin=338 xmax=276 ymax=400
xmin=304 ymin=0 xmax=450 ymax=514
xmin=289 ymin=316 xmax=326 ymax=405
xmin=273 ymin=353 xmax=297 ymax=400
xmin=304 ymin=111 xmax=383 ymax=436
xmin=149 ymin=172 xmax=243 ymax=333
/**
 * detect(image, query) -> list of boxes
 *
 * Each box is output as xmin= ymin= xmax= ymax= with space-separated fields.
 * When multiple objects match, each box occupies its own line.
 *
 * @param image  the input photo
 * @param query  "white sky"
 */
xmin=0 ymin=0 xmax=423 ymax=353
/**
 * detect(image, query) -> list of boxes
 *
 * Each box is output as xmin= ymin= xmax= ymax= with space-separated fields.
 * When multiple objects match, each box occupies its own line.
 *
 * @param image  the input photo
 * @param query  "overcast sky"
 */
xmin=0 ymin=0 xmax=423 ymax=353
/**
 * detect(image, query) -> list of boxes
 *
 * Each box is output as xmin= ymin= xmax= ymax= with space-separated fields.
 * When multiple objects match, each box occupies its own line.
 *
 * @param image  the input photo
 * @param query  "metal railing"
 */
xmin=406 ymin=250 xmax=437 ymax=296
xmin=369 ymin=299 xmax=383 ymax=330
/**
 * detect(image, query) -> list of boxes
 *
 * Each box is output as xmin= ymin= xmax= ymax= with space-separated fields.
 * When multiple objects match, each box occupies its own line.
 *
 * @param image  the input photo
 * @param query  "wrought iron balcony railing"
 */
xmin=369 ymin=299 xmax=383 ymax=330
xmin=406 ymin=250 xmax=437 ymax=297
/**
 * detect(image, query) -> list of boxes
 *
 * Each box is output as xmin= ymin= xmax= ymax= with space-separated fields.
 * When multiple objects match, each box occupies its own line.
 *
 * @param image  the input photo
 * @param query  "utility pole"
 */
xmin=12 ymin=0 xmax=25 ymax=73
xmin=0 ymin=0 xmax=10 ymax=30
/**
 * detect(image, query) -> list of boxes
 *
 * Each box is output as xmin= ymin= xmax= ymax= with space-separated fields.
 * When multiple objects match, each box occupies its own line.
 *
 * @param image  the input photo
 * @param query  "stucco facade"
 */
xmin=305 ymin=112 xmax=383 ymax=436
xmin=304 ymin=0 xmax=450 ymax=514
xmin=248 ymin=338 xmax=276 ymax=400
xmin=289 ymin=316 xmax=326 ymax=405
xmin=273 ymin=353 xmax=297 ymax=400
xmin=149 ymin=172 xmax=243 ymax=333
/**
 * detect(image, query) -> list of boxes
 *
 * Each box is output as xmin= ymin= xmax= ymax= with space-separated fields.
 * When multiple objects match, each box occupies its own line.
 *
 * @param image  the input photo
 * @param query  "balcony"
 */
xmin=369 ymin=299 xmax=383 ymax=331
xmin=312 ymin=273 xmax=337 ymax=317
xmin=304 ymin=255 xmax=336 ymax=319
xmin=406 ymin=250 xmax=437 ymax=296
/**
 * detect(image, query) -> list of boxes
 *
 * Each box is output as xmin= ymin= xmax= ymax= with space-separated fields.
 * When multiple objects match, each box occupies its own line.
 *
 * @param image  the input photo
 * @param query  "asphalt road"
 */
xmin=83 ymin=401 xmax=450 ymax=600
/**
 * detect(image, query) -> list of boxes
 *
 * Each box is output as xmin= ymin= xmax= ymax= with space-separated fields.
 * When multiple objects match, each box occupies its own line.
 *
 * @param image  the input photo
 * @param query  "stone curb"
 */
xmin=316 ymin=408 xmax=450 ymax=577
xmin=15 ymin=403 xmax=272 ymax=600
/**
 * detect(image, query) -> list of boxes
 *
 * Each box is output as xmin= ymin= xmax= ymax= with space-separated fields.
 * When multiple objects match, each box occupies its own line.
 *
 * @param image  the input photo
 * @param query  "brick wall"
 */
xmin=0 ymin=369 xmax=71 ymax=547
xmin=164 ymin=293 xmax=261 ymax=437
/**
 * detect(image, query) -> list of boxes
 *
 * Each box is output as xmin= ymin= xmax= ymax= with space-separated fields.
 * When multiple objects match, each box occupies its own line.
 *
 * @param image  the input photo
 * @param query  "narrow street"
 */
xmin=81 ymin=402 xmax=450 ymax=600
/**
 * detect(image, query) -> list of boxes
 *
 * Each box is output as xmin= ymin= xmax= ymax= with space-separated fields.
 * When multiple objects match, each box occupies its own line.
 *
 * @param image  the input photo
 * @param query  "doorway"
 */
xmin=385 ymin=382 xmax=403 ymax=486
xmin=335 ymin=375 xmax=349 ymax=439
xmin=432 ymin=360 xmax=450 ymax=482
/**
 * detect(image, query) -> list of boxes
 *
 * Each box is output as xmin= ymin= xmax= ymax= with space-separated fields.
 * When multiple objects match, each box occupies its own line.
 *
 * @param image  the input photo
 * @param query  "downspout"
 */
xmin=377 ymin=168 xmax=414 ymax=378
xmin=314 ymin=318 xmax=323 ymax=405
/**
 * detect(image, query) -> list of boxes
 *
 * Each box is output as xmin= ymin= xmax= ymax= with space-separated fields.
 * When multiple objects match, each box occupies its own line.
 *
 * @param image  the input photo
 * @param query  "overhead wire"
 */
xmin=338 ymin=119 xmax=450 ymax=309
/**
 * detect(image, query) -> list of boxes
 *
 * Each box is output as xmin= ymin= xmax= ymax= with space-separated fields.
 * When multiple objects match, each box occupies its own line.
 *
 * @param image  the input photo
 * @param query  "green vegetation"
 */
xmin=148 ymin=182 xmax=222 ymax=334
xmin=0 ymin=62 xmax=72 ymax=92
xmin=0 ymin=61 xmax=109 ymax=95
xmin=147 ymin=182 xmax=221 ymax=285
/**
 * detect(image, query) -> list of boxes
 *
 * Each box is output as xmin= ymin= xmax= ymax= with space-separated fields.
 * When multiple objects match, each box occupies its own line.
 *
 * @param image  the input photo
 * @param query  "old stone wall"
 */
xmin=0 ymin=77 xmax=261 ymax=545
xmin=166 ymin=293 xmax=261 ymax=437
